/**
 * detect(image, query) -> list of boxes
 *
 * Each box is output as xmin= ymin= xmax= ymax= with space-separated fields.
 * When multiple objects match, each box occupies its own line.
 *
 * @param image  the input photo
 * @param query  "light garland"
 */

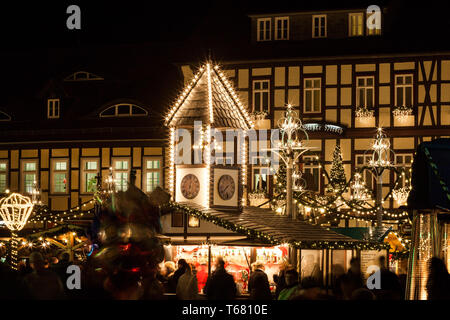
xmin=204 ymin=124 xmax=211 ymax=209
xmin=355 ymin=106 xmax=374 ymax=120
xmin=169 ymin=127 xmax=175 ymax=198
xmin=241 ymin=131 xmax=247 ymax=206
xmin=392 ymin=105 xmax=413 ymax=121
xmin=206 ymin=64 xmax=214 ymax=124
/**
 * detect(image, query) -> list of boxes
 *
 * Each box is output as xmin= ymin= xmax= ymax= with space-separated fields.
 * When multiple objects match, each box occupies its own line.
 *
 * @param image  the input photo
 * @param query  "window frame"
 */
xmin=274 ymin=16 xmax=289 ymax=40
xmin=0 ymin=160 xmax=8 ymax=193
xmin=356 ymin=76 xmax=375 ymax=108
xmin=394 ymin=153 xmax=413 ymax=188
xmin=312 ymin=14 xmax=327 ymax=38
xmin=51 ymin=158 xmax=69 ymax=194
xmin=252 ymin=79 xmax=271 ymax=113
xmin=112 ymin=158 xmax=130 ymax=192
xmin=302 ymin=155 xmax=321 ymax=192
xmin=21 ymin=159 xmax=38 ymax=195
xmin=256 ymin=18 xmax=272 ymax=42
xmin=355 ymin=154 xmax=376 ymax=190
xmin=252 ymin=166 xmax=270 ymax=193
xmin=143 ymin=156 xmax=163 ymax=193
xmin=171 ymin=212 xmax=184 ymax=228
xmin=395 ymin=74 xmax=413 ymax=108
xmin=47 ymin=99 xmax=60 ymax=119
xmin=99 ymin=104 xmax=148 ymax=118
xmin=303 ymin=78 xmax=322 ymax=114
xmin=348 ymin=13 xmax=364 ymax=37
xmin=80 ymin=158 xmax=100 ymax=194
xmin=366 ymin=11 xmax=382 ymax=36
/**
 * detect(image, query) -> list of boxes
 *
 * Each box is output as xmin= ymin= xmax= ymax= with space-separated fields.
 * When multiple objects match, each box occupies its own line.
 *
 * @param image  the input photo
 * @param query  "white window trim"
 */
xmin=274 ymin=17 xmax=289 ymax=40
xmin=395 ymin=74 xmax=414 ymax=107
xmin=312 ymin=14 xmax=327 ymax=38
xmin=81 ymin=158 xmax=99 ymax=194
xmin=257 ymin=18 xmax=271 ymax=41
xmin=51 ymin=158 xmax=69 ymax=194
xmin=303 ymin=155 xmax=321 ymax=192
xmin=303 ymin=78 xmax=321 ymax=113
xmin=348 ymin=13 xmax=364 ymax=37
xmin=252 ymin=80 xmax=271 ymax=113
xmin=356 ymin=76 xmax=375 ymax=108
xmin=143 ymin=156 xmax=163 ymax=193
xmin=112 ymin=158 xmax=131 ymax=191
xmin=21 ymin=159 xmax=38 ymax=195
xmin=47 ymin=99 xmax=60 ymax=119
xmin=0 ymin=160 xmax=8 ymax=192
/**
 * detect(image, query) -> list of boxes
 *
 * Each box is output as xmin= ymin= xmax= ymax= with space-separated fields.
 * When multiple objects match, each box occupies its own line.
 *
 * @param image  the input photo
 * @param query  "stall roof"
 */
xmin=407 ymin=138 xmax=450 ymax=212
xmin=170 ymin=202 xmax=387 ymax=250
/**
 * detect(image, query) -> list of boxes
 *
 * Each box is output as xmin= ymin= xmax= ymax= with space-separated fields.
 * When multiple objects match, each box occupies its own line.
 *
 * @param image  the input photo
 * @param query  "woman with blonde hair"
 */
xmin=248 ymin=261 xmax=272 ymax=300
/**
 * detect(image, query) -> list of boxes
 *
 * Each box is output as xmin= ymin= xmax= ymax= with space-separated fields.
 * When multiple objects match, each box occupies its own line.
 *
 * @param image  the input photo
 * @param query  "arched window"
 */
xmin=0 ymin=111 xmax=11 ymax=121
xmin=64 ymin=71 xmax=103 ymax=81
xmin=99 ymin=104 xmax=148 ymax=118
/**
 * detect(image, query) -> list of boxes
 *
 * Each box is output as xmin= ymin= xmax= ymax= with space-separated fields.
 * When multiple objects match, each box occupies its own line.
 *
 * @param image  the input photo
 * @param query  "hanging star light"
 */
xmin=0 ymin=193 xmax=35 ymax=270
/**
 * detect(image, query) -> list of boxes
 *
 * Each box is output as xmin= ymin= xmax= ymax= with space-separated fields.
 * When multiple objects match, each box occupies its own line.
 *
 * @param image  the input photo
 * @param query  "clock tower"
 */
xmin=165 ymin=62 xmax=253 ymax=211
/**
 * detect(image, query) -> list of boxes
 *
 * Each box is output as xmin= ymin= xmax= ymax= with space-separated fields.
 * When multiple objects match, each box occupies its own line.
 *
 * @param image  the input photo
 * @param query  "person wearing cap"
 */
xmin=23 ymin=251 xmax=65 ymax=299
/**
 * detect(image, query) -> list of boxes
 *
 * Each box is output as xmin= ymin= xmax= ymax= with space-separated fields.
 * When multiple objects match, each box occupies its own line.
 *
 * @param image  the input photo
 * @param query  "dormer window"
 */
xmin=47 ymin=99 xmax=60 ymax=119
xmin=0 ymin=111 xmax=11 ymax=121
xmin=99 ymin=103 xmax=148 ymax=118
xmin=312 ymin=15 xmax=327 ymax=38
xmin=275 ymin=17 xmax=289 ymax=40
xmin=257 ymin=18 xmax=271 ymax=41
xmin=64 ymin=71 xmax=103 ymax=81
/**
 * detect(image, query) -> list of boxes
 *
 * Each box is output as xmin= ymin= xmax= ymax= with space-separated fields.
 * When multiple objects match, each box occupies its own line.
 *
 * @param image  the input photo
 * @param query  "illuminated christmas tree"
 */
xmin=326 ymin=145 xmax=347 ymax=193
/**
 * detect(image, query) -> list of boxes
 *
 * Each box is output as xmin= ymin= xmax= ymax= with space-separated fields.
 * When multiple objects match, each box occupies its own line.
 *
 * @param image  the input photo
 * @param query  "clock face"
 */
xmin=218 ymin=174 xmax=236 ymax=201
xmin=180 ymin=174 xmax=200 ymax=200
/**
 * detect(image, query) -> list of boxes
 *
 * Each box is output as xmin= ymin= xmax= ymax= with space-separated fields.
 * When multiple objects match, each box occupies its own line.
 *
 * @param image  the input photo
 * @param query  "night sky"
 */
xmin=0 ymin=1 xmax=448 ymax=53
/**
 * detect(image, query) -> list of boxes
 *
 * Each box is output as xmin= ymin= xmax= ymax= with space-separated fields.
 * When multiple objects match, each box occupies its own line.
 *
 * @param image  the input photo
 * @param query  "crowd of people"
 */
xmin=0 ymin=252 xmax=449 ymax=300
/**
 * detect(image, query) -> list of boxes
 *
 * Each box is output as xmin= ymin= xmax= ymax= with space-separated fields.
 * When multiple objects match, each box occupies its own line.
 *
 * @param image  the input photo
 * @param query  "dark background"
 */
xmin=0 ymin=0 xmax=447 ymax=49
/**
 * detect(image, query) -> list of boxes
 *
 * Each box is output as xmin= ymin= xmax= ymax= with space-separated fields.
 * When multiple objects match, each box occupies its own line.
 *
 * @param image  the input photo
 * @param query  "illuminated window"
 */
xmin=304 ymin=78 xmax=321 ymax=113
xmin=0 ymin=161 xmax=7 ymax=192
xmin=253 ymin=80 xmax=270 ymax=112
xmin=395 ymin=154 xmax=413 ymax=188
xmin=253 ymin=167 xmax=269 ymax=193
xmin=257 ymin=18 xmax=271 ymax=41
xmin=22 ymin=160 xmax=38 ymax=194
xmin=303 ymin=155 xmax=320 ymax=192
xmin=100 ymin=104 xmax=148 ymax=117
xmin=395 ymin=75 xmax=413 ymax=107
xmin=367 ymin=11 xmax=381 ymax=35
xmin=81 ymin=159 xmax=99 ymax=193
xmin=349 ymin=13 xmax=364 ymax=36
xmin=143 ymin=157 xmax=162 ymax=193
xmin=188 ymin=216 xmax=200 ymax=228
xmin=52 ymin=159 xmax=68 ymax=193
xmin=356 ymin=77 xmax=374 ymax=108
xmin=312 ymin=15 xmax=326 ymax=38
xmin=47 ymin=99 xmax=60 ymax=119
xmin=113 ymin=158 xmax=130 ymax=191
xmin=355 ymin=155 xmax=375 ymax=190
xmin=275 ymin=17 xmax=289 ymax=40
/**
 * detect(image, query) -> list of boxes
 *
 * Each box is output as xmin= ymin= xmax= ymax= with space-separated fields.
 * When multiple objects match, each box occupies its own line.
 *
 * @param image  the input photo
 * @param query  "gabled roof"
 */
xmin=165 ymin=63 xmax=253 ymax=129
